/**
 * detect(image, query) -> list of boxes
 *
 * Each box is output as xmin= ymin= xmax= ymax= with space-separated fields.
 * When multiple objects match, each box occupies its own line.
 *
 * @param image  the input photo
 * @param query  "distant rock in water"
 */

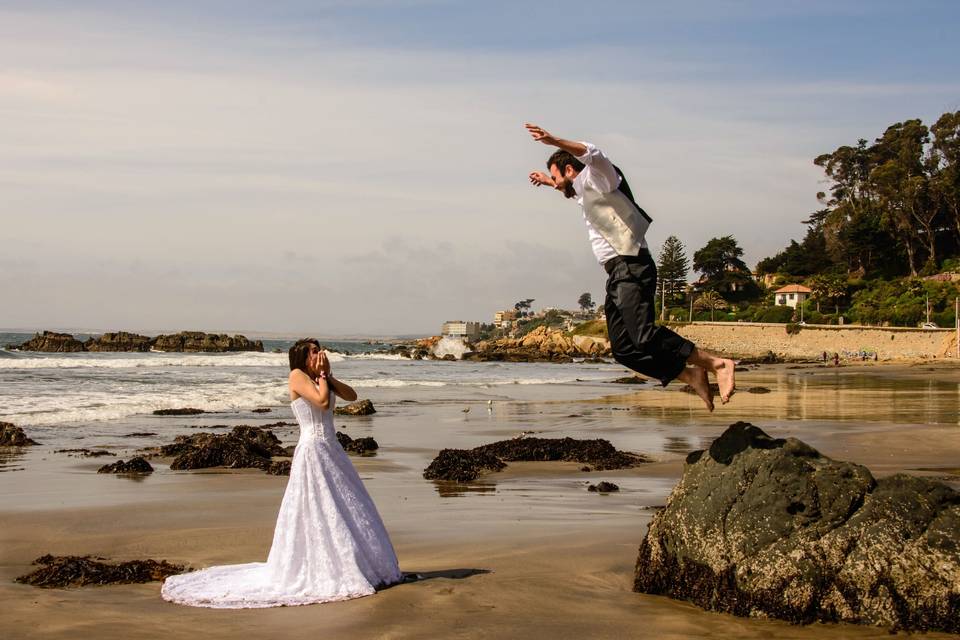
xmin=609 ymin=375 xmax=647 ymax=384
xmin=153 ymin=408 xmax=205 ymax=416
xmin=18 ymin=329 xmax=262 ymax=353
xmin=588 ymin=481 xmax=620 ymax=493
xmin=0 ymin=422 xmax=39 ymax=446
xmin=634 ymin=422 xmax=960 ymax=633
xmin=334 ymin=399 xmax=376 ymax=416
xmin=251 ymin=408 xmax=272 ymax=414
xmin=424 ymin=436 xmax=647 ymax=482
xmin=336 ymin=431 xmax=379 ymax=456
xmin=18 ymin=331 xmax=85 ymax=352
xmin=84 ymin=331 xmax=152 ymax=352
xmin=679 ymin=382 xmax=720 ymax=396
xmin=150 ymin=331 xmax=263 ymax=353
xmin=97 ymin=457 xmax=154 ymax=474
xmin=745 ymin=386 xmax=772 ymax=394
xmin=16 ymin=554 xmax=184 ymax=588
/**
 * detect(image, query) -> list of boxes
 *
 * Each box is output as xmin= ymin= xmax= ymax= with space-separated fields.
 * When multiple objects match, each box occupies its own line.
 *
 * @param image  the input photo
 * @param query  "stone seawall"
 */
xmin=672 ymin=322 xmax=958 ymax=360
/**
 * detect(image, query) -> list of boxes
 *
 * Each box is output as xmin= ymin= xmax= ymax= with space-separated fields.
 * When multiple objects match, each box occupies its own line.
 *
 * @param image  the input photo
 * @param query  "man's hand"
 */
xmin=524 ymin=122 xmax=588 ymax=157
xmin=529 ymin=171 xmax=555 ymax=187
xmin=525 ymin=123 xmax=559 ymax=146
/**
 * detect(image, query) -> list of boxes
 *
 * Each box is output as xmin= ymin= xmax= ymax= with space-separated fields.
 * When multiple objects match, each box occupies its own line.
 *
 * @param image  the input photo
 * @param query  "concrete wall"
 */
xmin=672 ymin=322 xmax=958 ymax=360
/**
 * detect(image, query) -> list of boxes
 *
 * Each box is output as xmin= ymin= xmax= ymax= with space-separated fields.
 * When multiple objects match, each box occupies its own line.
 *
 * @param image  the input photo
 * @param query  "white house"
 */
xmin=441 ymin=320 xmax=481 ymax=338
xmin=774 ymin=284 xmax=812 ymax=309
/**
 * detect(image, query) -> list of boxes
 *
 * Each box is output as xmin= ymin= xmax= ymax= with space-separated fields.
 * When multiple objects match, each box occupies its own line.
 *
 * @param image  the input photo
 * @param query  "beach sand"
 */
xmin=2 ymin=362 xmax=959 ymax=639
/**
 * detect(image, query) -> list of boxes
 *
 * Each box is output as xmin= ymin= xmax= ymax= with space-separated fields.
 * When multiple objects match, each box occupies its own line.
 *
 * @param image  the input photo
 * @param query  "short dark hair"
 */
xmin=547 ymin=149 xmax=584 ymax=174
xmin=289 ymin=338 xmax=320 ymax=374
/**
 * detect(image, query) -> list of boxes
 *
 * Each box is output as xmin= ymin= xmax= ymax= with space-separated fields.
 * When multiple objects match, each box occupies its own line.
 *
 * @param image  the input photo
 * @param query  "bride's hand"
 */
xmin=318 ymin=351 xmax=331 ymax=376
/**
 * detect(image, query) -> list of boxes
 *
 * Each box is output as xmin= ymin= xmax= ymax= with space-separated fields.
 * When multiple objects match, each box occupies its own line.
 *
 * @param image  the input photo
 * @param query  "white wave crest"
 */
xmin=0 ymin=349 xmax=404 ymax=370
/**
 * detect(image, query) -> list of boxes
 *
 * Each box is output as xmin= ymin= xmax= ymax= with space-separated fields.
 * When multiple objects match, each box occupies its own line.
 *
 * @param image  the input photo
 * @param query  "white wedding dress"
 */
xmin=161 ymin=393 xmax=402 ymax=608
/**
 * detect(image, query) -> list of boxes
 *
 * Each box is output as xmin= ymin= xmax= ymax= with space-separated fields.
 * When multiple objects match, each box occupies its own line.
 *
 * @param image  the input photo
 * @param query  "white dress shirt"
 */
xmin=572 ymin=143 xmax=621 ymax=265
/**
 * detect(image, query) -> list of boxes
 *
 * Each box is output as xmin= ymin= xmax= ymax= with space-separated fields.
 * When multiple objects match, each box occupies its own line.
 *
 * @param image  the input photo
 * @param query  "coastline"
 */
xmin=2 ymin=363 xmax=960 ymax=638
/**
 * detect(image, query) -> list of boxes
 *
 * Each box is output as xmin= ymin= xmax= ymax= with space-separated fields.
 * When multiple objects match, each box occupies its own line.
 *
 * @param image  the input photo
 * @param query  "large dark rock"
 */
xmin=159 ymin=426 xmax=286 ymax=473
xmin=424 ymin=437 xmax=647 ymax=482
xmin=84 ymin=331 xmax=152 ymax=352
xmin=423 ymin=449 xmax=507 ymax=482
xmin=16 ymin=554 xmax=184 ymax=588
xmin=18 ymin=331 xmax=86 ymax=352
xmin=0 ymin=422 xmax=38 ymax=446
xmin=97 ymin=457 xmax=154 ymax=474
xmin=634 ymin=422 xmax=960 ymax=633
xmin=336 ymin=431 xmax=379 ymax=456
xmin=475 ymin=437 xmax=646 ymax=470
xmin=150 ymin=331 xmax=263 ymax=353
xmin=334 ymin=399 xmax=376 ymax=416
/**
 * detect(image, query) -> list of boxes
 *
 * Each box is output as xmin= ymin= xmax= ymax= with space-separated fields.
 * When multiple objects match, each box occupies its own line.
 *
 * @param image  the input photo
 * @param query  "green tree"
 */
xmin=577 ymin=292 xmax=595 ymax=312
xmin=657 ymin=235 xmax=689 ymax=305
xmin=514 ymin=298 xmax=535 ymax=317
xmin=693 ymin=236 xmax=756 ymax=298
xmin=808 ymin=273 xmax=848 ymax=315
xmin=694 ymin=290 xmax=728 ymax=321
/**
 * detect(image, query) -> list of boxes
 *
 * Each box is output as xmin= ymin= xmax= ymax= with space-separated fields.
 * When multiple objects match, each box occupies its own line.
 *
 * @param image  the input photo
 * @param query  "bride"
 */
xmin=161 ymin=338 xmax=402 ymax=608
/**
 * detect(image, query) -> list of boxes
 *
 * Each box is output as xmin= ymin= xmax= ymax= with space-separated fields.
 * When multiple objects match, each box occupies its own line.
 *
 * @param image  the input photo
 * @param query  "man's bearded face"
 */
xmin=549 ymin=164 xmax=578 ymax=199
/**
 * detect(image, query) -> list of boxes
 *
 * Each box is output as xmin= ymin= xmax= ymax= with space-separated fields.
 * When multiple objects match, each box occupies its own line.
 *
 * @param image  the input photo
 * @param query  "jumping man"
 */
xmin=525 ymin=123 xmax=735 ymax=410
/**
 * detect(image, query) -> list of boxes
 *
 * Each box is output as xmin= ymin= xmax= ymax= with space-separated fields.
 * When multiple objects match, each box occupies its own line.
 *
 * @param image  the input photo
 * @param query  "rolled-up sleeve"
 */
xmin=575 ymin=142 xmax=621 ymax=193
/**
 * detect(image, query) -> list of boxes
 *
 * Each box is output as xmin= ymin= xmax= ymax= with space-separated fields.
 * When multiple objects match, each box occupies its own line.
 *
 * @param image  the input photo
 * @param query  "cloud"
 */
xmin=1 ymin=3 xmax=957 ymax=333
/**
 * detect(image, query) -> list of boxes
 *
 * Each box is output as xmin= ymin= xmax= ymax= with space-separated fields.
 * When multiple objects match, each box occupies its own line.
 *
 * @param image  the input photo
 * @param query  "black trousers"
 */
xmin=604 ymin=249 xmax=694 ymax=386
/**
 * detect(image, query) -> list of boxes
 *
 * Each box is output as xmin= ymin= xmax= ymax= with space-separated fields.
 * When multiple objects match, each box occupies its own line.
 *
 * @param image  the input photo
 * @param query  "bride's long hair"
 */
xmin=289 ymin=338 xmax=321 ymax=375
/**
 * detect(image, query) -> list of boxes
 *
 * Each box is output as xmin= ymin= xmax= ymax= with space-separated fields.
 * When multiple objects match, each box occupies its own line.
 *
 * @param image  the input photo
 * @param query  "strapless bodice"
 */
xmin=290 ymin=395 xmax=337 ymax=443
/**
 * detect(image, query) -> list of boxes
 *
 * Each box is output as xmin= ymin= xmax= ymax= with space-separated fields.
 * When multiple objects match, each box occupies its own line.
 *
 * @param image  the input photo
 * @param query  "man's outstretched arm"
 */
xmin=525 ymin=123 xmax=588 ymax=157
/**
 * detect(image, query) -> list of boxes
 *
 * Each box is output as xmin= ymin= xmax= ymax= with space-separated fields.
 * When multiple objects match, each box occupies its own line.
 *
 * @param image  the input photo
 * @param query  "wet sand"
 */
xmin=2 ymin=363 xmax=960 ymax=639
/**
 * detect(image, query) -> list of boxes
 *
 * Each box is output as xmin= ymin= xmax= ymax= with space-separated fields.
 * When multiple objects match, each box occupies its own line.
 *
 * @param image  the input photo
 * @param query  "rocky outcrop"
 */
xmin=153 ymin=408 xmax=205 ymax=416
xmin=423 ymin=449 xmax=507 ymax=482
xmin=97 ymin=457 xmax=154 ymax=474
xmin=462 ymin=326 xmax=612 ymax=363
xmin=150 ymin=331 xmax=263 ymax=353
xmin=336 ymin=431 xmax=379 ymax=456
xmin=56 ymin=448 xmax=114 ymax=457
xmin=16 ymin=555 xmax=184 ymax=588
xmin=18 ymin=331 xmax=85 ymax=352
xmin=334 ymin=399 xmax=376 ymax=416
xmin=423 ymin=436 xmax=647 ymax=482
xmin=634 ymin=422 xmax=960 ymax=633
xmin=0 ymin=422 xmax=38 ymax=446
xmin=84 ymin=332 xmax=152 ymax=352
xmin=588 ymin=481 xmax=620 ymax=493
xmin=17 ymin=330 xmax=263 ymax=353
xmin=159 ymin=426 xmax=286 ymax=472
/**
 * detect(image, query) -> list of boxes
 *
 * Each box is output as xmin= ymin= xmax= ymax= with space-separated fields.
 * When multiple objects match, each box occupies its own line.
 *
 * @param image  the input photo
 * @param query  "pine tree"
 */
xmin=657 ymin=236 xmax=689 ymax=305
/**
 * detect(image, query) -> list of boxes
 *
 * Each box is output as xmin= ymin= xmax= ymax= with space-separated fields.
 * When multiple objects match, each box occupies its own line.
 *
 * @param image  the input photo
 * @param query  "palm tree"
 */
xmin=694 ymin=290 xmax=728 ymax=321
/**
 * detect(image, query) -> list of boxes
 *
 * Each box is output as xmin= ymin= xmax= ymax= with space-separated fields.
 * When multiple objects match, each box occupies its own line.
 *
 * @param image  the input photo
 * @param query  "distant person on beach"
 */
xmin=525 ymin=123 xmax=735 ymax=410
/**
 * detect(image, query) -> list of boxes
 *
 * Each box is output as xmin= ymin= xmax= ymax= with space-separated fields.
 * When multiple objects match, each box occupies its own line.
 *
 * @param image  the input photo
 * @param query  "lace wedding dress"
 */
xmin=161 ymin=393 xmax=402 ymax=608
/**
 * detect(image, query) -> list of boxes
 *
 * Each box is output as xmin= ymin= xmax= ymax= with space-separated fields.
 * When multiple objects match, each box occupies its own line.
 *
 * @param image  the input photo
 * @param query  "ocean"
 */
xmin=0 ymin=332 xmax=627 ymax=435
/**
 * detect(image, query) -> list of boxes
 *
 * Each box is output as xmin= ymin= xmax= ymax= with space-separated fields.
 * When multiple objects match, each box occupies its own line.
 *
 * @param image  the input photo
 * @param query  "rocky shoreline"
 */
xmin=12 ymin=330 xmax=264 ymax=353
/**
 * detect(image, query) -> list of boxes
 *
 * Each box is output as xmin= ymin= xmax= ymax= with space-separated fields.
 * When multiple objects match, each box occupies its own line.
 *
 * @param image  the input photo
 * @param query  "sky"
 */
xmin=1 ymin=1 xmax=959 ymax=336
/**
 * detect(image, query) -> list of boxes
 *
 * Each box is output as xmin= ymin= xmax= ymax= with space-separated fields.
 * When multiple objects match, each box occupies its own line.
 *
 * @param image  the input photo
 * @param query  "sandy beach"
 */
xmin=3 ymin=362 xmax=960 ymax=639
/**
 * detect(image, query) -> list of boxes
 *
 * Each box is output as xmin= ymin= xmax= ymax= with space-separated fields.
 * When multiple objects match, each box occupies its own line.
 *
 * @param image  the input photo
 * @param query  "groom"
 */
xmin=525 ymin=123 xmax=734 ymax=410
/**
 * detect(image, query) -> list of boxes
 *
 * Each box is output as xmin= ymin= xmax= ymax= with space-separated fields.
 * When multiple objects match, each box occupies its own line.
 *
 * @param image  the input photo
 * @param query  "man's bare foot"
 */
xmin=681 ymin=366 xmax=714 ymax=412
xmin=716 ymin=358 xmax=736 ymax=404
